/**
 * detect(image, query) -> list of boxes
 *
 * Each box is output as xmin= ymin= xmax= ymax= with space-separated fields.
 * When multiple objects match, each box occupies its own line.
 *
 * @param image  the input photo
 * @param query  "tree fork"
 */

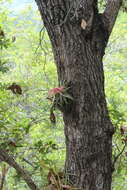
xmin=35 ymin=0 xmax=123 ymax=189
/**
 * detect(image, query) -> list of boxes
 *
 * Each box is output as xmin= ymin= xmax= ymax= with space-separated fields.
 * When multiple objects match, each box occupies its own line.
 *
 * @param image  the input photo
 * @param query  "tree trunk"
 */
xmin=35 ymin=0 xmax=122 ymax=189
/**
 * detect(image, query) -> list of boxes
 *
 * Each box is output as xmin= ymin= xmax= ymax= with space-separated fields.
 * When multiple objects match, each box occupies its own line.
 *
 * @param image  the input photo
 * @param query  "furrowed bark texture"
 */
xmin=0 ymin=149 xmax=39 ymax=190
xmin=35 ymin=0 xmax=122 ymax=189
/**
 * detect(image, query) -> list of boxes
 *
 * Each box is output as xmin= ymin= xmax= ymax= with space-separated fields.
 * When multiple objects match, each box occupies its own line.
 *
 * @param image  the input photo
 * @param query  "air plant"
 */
xmin=47 ymin=85 xmax=73 ymax=124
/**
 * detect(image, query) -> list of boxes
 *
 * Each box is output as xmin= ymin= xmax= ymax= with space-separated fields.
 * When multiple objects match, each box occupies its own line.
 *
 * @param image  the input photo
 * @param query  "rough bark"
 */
xmin=103 ymin=0 xmax=123 ymax=34
xmin=0 ymin=149 xmax=39 ymax=190
xmin=35 ymin=0 xmax=123 ymax=189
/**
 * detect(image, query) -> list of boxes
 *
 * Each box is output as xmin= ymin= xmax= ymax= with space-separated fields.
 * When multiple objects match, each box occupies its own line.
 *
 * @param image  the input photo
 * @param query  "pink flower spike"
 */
xmin=48 ymin=86 xmax=64 ymax=97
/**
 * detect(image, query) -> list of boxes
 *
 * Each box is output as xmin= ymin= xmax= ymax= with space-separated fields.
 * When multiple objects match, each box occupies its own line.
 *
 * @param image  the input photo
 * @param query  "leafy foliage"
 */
xmin=104 ymin=12 xmax=127 ymax=190
xmin=0 ymin=2 xmax=65 ymax=189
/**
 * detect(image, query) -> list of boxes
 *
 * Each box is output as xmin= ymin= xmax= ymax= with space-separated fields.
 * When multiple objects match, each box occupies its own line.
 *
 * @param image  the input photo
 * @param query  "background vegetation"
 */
xmin=0 ymin=0 xmax=127 ymax=189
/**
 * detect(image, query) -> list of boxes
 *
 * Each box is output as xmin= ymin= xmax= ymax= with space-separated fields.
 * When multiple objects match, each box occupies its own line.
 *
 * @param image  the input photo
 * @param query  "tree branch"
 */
xmin=103 ymin=0 xmax=123 ymax=35
xmin=0 ymin=149 xmax=39 ymax=190
xmin=0 ymin=165 xmax=9 ymax=190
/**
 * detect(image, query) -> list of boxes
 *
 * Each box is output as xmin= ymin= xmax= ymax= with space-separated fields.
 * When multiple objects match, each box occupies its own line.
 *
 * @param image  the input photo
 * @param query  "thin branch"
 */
xmin=0 ymin=173 xmax=5 ymax=190
xmin=34 ymin=26 xmax=45 ymax=54
xmin=22 ymin=158 xmax=35 ymax=168
xmin=0 ymin=149 xmax=39 ymax=190
xmin=113 ymin=144 xmax=126 ymax=166
xmin=102 ymin=0 xmax=123 ymax=35
xmin=0 ymin=165 xmax=9 ymax=190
